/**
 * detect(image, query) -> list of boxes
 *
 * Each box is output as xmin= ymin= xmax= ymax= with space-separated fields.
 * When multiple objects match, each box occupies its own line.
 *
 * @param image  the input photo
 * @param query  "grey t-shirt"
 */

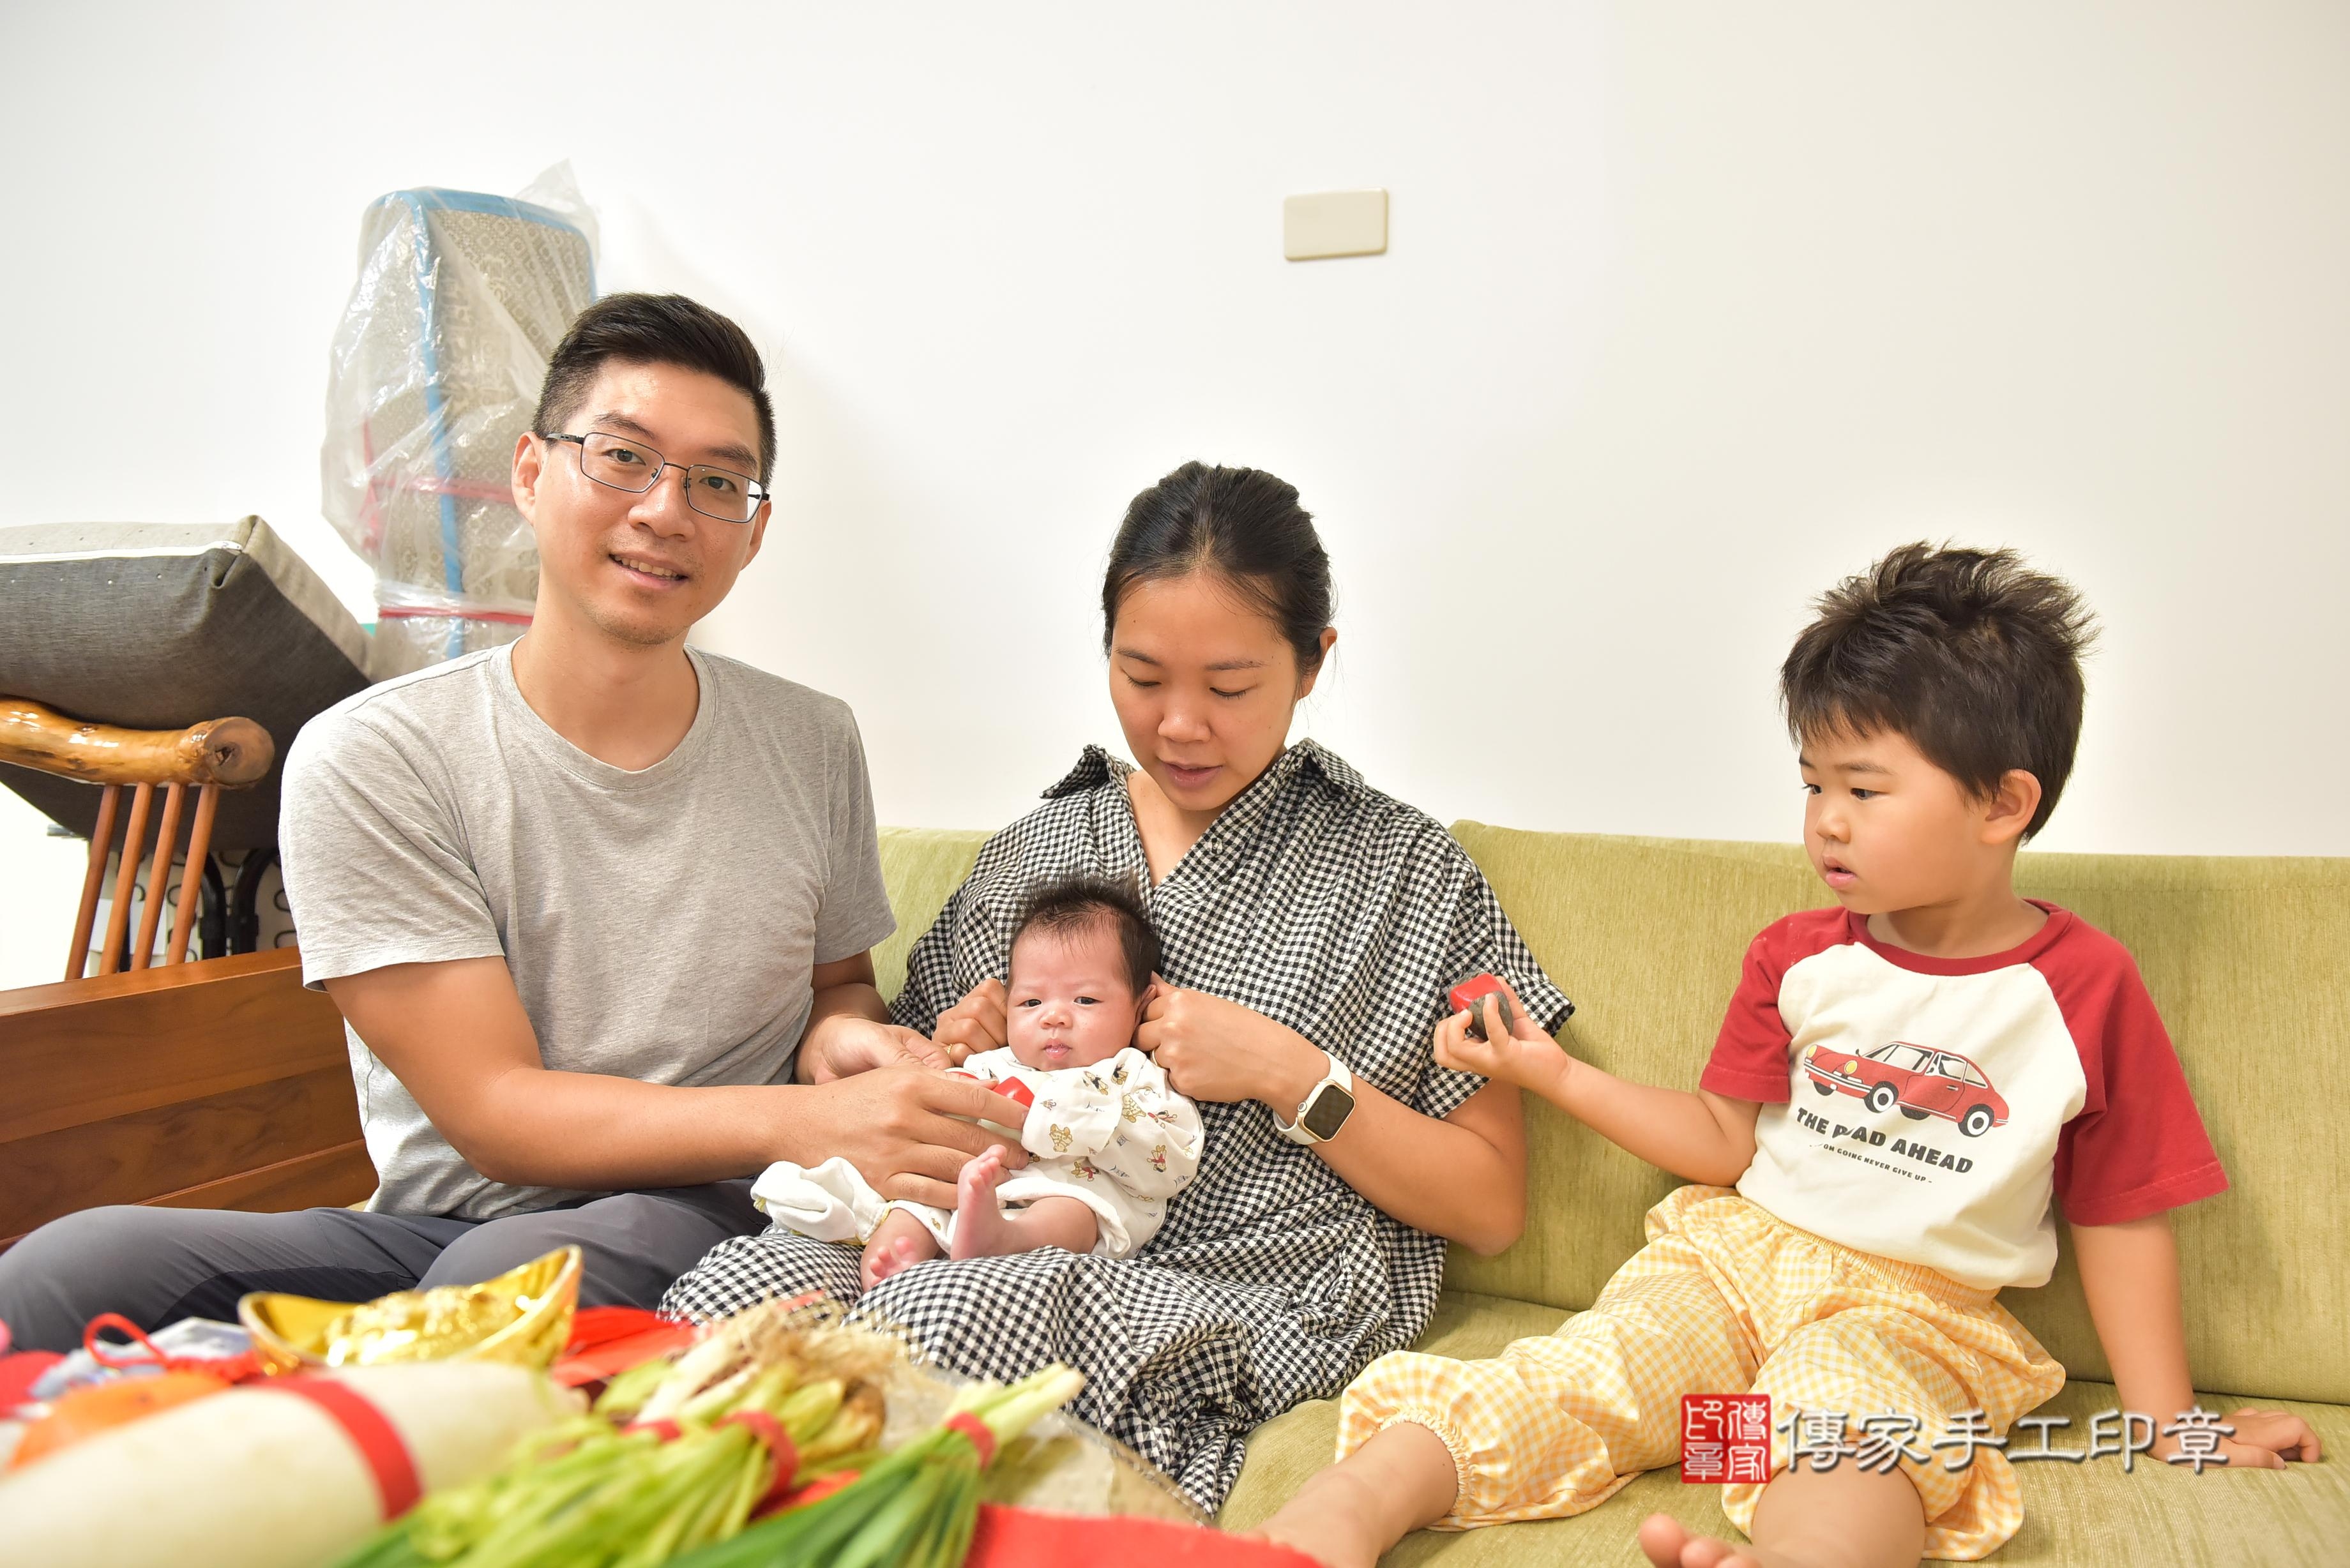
xmin=279 ymin=642 xmax=897 ymax=1221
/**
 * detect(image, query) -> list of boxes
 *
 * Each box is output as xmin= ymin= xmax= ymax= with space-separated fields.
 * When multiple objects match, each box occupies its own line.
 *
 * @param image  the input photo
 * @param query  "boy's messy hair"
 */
xmin=1010 ymin=875 xmax=1160 ymax=996
xmin=1780 ymin=542 xmax=2096 ymax=838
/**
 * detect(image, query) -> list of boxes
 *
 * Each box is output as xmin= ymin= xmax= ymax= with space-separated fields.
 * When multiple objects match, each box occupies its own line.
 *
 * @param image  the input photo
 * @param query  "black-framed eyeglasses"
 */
xmin=542 ymin=432 xmax=769 ymax=524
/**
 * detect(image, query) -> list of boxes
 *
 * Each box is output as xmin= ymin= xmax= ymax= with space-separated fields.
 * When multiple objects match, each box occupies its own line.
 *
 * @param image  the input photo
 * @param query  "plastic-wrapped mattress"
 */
xmin=321 ymin=168 xmax=596 ymax=675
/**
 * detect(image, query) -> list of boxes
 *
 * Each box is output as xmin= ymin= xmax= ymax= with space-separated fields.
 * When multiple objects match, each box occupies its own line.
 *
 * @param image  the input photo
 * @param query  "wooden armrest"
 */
xmin=0 ymin=695 xmax=273 ymax=788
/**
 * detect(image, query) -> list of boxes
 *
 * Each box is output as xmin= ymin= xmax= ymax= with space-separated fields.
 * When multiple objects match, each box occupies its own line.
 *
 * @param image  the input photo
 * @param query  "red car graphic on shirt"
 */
xmin=1802 ymin=1041 xmax=2009 ymax=1138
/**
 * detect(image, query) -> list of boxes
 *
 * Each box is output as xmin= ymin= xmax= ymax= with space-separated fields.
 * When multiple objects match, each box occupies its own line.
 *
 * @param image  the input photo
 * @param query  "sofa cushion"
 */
xmin=1444 ymin=826 xmax=2350 ymax=1407
xmin=1220 ymin=1289 xmax=2350 ymax=1565
xmin=873 ymin=825 xmax=989 ymax=1004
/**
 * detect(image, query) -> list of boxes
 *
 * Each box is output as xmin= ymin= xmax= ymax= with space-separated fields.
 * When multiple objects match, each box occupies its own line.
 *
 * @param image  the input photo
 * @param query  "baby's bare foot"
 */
xmin=1639 ymin=1513 xmax=1815 ymax=1568
xmin=1254 ymin=1474 xmax=1394 ymax=1568
xmin=950 ymin=1147 xmax=1013 ymax=1260
xmin=860 ymin=1211 xmax=939 ymax=1289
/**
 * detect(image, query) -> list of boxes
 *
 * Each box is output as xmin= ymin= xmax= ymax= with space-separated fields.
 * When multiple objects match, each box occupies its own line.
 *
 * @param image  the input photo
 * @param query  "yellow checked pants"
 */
xmin=1337 ymin=1186 xmax=2065 ymax=1560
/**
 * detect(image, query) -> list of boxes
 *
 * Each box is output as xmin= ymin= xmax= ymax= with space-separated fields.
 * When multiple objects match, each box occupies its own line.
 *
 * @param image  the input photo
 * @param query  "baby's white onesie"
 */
xmin=751 ymin=1046 xmax=1204 ymax=1260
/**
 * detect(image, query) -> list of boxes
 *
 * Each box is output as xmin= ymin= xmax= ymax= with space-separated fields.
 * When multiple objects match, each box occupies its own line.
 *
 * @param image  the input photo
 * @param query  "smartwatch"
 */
xmin=1276 ymin=1052 xmax=1357 ymax=1145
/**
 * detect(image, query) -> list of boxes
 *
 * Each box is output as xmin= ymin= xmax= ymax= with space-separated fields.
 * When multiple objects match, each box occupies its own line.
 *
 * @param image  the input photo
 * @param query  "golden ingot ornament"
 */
xmin=238 ymin=1246 xmax=580 ymax=1375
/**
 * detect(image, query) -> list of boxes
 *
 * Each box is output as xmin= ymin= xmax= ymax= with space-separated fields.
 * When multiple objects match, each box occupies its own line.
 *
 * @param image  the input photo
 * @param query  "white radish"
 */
xmin=0 ymin=1361 xmax=579 ymax=1568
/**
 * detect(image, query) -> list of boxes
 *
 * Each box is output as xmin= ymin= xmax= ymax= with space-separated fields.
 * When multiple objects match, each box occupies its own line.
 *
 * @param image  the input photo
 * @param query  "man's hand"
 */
xmin=803 ymin=1067 xmax=1027 ymax=1209
xmin=2204 ymin=1407 xmax=2323 ymax=1470
xmin=932 ymin=978 xmax=1008 ymax=1064
xmin=799 ymin=1013 xmax=951 ymax=1083
xmin=1432 ymin=983 xmax=1566 ymax=1095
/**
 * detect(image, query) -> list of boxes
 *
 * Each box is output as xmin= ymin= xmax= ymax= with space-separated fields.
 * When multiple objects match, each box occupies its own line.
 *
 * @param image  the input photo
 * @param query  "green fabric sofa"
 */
xmin=871 ymin=824 xmax=2349 ymax=1565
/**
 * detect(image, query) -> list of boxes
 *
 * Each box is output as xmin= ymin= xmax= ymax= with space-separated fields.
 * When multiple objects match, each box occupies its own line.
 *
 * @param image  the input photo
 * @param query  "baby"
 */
xmin=752 ymin=875 xmax=1204 ymax=1288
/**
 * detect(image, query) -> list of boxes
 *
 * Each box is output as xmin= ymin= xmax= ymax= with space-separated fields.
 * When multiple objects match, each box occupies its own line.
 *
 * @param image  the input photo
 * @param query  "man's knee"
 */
xmin=2 ymin=1205 xmax=448 ymax=1353
xmin=0 ymin=1207 xmax=204 ymax=1351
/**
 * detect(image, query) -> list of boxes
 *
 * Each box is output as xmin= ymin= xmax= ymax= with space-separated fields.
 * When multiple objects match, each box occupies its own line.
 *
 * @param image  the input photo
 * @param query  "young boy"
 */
xmin=750 ymin=875 xmax=1205 ymax=1289
xmin=1260 ymin=544 xmax=2319 ymax=1568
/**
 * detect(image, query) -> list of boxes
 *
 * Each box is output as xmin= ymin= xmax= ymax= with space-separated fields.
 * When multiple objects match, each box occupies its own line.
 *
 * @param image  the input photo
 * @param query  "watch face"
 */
xmin=1301 ymin=1083 xmax=1356 ymax=1141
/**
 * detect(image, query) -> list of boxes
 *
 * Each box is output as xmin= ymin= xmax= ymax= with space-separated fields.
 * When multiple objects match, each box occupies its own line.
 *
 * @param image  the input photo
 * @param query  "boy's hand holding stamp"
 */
xmin=1432 ymin=979 xmax=1563 ymax=1094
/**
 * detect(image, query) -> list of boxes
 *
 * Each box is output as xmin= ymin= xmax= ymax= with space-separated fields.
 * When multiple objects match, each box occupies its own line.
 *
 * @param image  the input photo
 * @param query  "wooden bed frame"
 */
xmin=0 ymin=947 xmax=374 ymax=1252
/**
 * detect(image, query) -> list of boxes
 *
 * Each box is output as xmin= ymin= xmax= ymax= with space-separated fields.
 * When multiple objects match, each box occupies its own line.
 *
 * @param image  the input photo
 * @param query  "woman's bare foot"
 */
xmin=950 ymin=1146 xmax=1014 ymax=1260
xmin=860 ymin=1209 xmax=941 ymax=1289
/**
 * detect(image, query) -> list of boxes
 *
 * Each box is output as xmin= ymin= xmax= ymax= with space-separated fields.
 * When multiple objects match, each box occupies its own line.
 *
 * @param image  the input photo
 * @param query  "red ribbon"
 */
xmin=718 ymin=1409 xmax=802 ymax=1509
xmin=777 ymin=1468 xmax=860 ymax=1514
xmin=621 ymin=1411 xmax=800 ymax=1512
xmin=944 ymin=1411 xmax=999 ymax=1468
xmin=82 ymin=1312 xmax=263 ymax=1383
xmin=254 ymin=1376 xmax=422 ymax=1520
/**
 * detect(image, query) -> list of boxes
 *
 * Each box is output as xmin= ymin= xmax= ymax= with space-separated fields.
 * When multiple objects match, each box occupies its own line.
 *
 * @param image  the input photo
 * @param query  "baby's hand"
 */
xmin=1432 ymin=986 xmax=1564 ymax=1093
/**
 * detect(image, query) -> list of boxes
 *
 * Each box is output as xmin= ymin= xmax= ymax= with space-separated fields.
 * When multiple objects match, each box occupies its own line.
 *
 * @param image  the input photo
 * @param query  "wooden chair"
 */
xmin=0 ymin=696 xmax=372 ymax=1248
xmin=1 ymin=695 xmax=274 ymax=979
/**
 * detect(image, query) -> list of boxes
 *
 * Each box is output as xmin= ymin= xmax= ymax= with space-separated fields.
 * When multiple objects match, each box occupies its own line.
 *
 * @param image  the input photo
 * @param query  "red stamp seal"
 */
xmin=1682 ymin=1394 xmax=1771 ymax=1484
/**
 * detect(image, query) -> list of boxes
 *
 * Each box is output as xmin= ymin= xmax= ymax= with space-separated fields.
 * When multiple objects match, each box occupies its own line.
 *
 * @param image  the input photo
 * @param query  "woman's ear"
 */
xmin=1294 ymin=626 xmax=1338 ymax=699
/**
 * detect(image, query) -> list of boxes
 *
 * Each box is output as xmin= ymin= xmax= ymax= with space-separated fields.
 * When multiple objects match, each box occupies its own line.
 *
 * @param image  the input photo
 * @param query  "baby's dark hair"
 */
xmin=1010 ymin=875 xmax=1160 ymax=995
xmin=1781 ymin=542 xmax=2097 ymax=839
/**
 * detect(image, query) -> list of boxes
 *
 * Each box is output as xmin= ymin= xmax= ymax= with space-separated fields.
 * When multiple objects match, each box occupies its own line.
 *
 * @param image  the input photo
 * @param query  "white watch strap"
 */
xmin=1277 ymin=1051 xmax=1354 ymax=1143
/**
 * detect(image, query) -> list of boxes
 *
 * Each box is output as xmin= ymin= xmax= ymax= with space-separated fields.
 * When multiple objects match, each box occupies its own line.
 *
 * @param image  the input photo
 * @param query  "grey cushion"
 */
xmin=0 ymin=518 xmax=371 ymax=854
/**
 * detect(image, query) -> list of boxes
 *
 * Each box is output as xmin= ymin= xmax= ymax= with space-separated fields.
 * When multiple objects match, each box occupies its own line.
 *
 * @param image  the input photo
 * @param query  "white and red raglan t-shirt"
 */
xmin=1699 ymin=902 xmax=2227 ymax=1290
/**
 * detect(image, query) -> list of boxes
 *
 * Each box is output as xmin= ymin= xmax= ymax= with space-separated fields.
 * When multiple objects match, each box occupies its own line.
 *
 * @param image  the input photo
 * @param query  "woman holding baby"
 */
xmin=664 ymin=461 xmax=1571 ymax=1510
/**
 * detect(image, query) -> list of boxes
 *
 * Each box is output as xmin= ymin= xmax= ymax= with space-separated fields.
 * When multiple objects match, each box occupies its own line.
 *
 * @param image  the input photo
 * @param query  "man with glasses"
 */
xmin=0 ymin=294 xmax=1023 ymax=1346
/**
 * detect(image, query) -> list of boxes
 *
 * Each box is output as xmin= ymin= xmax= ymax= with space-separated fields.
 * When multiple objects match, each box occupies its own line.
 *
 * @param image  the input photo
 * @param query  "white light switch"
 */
xmin=1284 ymin=189 xmax=1388 ymax=260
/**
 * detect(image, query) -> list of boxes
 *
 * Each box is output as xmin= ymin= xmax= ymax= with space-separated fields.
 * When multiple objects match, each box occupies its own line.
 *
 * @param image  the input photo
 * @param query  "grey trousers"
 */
xmin=0 ymin=1181 xmax=764 ymax=1354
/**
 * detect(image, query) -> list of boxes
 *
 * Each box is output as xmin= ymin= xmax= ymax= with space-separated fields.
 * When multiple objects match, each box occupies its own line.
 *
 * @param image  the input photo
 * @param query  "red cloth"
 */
xmin=551 ymin=1306 xmax=699 ymax=1388
xmin=968 ymin=1505 xmax=1319 ymax=1567
xmin=0 ymin=1350 xmax=63 ymax=1411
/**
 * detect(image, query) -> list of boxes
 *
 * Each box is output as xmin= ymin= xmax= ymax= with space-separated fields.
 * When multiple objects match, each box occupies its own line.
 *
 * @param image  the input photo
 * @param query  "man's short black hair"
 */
xmin=1010 ymin=875 xmax=1160 ymax=997
xmin=1781 ymin=542 xmax=2096 ymax=839
xmin=533 ymin=292 xmax=776 ymax=483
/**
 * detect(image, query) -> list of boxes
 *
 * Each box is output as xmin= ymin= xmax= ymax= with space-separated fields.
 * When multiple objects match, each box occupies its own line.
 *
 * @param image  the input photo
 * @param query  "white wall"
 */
xmin=4 ymin=3 xmax=2347 ymax=984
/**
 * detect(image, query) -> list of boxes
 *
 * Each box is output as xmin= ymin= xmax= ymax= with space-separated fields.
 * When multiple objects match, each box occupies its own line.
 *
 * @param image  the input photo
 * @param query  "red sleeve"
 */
xmin=2043 ymin=930 xmax=2229 ymax=1226
xmin=1699 ymin=920 xmax=1808 ymax=1103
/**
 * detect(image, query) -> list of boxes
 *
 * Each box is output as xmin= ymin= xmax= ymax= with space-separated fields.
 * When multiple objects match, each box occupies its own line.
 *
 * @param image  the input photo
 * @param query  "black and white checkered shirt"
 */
xmin=663 ymin=739 xmax=1573 ymax=1508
